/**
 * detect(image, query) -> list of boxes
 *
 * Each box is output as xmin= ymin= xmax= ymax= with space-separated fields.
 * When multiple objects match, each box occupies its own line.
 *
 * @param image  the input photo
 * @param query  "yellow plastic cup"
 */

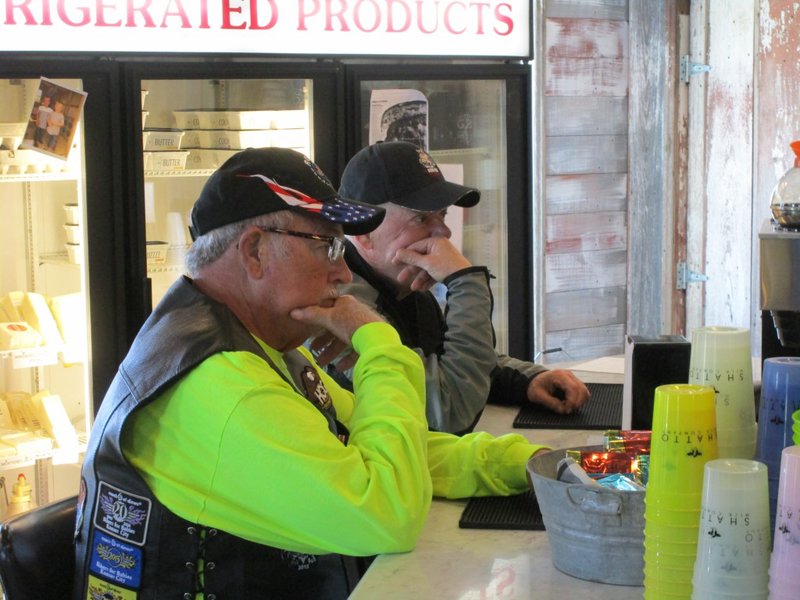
xmin=646 ymin=384 xmax=718 ymax=502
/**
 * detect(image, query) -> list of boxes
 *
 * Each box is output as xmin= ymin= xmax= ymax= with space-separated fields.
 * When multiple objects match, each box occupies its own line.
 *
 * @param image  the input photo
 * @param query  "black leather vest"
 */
xmin=73 ymin=277 xmax=355 ymax=599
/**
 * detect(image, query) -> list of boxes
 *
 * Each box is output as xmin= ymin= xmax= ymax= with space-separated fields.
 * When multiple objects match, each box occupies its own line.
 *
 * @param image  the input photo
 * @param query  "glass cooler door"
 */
xmin=346 ymin=65 xmax=531 ymax=358
xmin=125 ymin=63 xmax=340 ymax=313
xmin=0 ymin=76 xmax=94 ymax=508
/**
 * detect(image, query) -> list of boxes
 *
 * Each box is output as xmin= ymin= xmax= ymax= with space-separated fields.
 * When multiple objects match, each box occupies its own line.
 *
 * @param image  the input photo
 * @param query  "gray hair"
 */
xmin=185 ymin=211 xmax=292 ymax=277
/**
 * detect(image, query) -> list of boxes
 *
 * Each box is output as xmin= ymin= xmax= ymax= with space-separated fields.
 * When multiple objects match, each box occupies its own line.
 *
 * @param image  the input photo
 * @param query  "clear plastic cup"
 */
xmin=688 ymin=326 xmax=757 ymax=459
xmin=769 ymin=446 xmax=800 ymax=590
xmin=691 ymin=581 xmax=769 ymax=599
xmin=692 ymin=459 xmax=771 ymax=597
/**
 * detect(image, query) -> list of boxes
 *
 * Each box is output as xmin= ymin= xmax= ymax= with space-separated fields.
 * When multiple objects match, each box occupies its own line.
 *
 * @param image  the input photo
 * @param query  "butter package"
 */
xmin=0 ymin=322 xmax=43 ymax=351
xmin=19 ymin=292 xmax=63 ymax=350
xmin=30 ymin=391 xmax=78 ymax=449
xmin=0 ymin=291 xmax=24 ymax=322
xmin=0 ymin=429 xmax=53 ymax=456
xmin=2 ymin=391 xmax=34 ymax=430
xmin=49 ymin=293 xmax=87 ymax=365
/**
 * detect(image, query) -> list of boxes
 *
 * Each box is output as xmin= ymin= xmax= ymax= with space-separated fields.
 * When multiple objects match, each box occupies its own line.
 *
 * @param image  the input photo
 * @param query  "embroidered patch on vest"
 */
xmin=301 ymin=366 xmax=332 ymax=412
xmin=93 ymin=481 xmax=151 ymax=546
xmin=280 ymin=550 xmax=318 ymax=571
xmin=88 ymin=530 xmax=143 ymax=588
xmin=86 ymin=573 xmax=138 ymax=599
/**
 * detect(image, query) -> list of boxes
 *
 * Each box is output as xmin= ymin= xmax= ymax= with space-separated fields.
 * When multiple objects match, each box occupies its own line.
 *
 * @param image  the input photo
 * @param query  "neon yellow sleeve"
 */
xmin=123 ymin=322 xmax=431 ymax=557
xmin=425 ymin=431 xmax=549 ymax=498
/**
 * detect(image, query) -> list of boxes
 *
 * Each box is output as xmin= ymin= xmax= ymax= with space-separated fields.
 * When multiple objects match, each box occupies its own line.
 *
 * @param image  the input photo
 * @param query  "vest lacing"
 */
xmin=184 ymin=525 xmax=218 ymax=600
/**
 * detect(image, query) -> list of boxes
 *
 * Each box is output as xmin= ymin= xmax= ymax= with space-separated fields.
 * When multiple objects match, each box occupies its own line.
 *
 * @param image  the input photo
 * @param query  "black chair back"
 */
xmin=0 ymin=495 xmax=77 ymax=600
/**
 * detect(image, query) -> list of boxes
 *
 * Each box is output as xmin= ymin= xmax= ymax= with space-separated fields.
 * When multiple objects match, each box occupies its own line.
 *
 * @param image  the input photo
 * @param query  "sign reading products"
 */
xmin=1 ymin=0 xmax=531 ymax=58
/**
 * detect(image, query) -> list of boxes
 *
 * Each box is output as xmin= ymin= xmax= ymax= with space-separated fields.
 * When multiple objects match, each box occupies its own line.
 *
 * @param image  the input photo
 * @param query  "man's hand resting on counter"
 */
xmin=527 ymin=370 xmax=590 ymax=415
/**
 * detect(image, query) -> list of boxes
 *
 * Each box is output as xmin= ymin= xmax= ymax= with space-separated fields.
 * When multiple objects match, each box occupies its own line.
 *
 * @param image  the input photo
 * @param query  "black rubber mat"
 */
xmin=458 ymin=490 xmax=545 ymax=530
xmin=513 ymin=382 xmax=623 ymax=430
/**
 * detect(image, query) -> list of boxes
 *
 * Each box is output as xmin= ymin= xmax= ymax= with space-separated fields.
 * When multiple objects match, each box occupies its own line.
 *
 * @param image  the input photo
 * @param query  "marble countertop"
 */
xmin=349 ymin=368 xmax=644 ymax=599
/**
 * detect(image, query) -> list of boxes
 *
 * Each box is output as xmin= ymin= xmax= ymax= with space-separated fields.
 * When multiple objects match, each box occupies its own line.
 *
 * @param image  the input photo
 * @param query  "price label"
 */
xmin=11 ymin=347 xmax=58 ymax=369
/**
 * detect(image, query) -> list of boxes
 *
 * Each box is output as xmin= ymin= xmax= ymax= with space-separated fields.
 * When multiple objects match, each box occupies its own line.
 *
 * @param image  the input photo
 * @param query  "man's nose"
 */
xmin=430 ymin=220 xmax=452 ymax=238
xmin=330 ymin=257 xmax=353 ymax=284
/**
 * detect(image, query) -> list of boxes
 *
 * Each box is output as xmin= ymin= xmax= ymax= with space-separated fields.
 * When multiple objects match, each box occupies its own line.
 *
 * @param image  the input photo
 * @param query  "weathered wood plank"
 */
xmin=546 ymin=135 xmax=628 ymax=175
xmin=545 ymin=0 xmax=628 ymax=21
xmin=545 ymin=18 xmax=628 ymax=58
xmin=544 ymin=249 xmax=628 ymax=293
xmin=545 ymin=211 xmax=627 ymax=254
xmin=545 ymin=286 xmax=627 ymax=331
xmin=628 ymin=0 xmax=679 ymax=337
xmin=546 ymin=173 xmax=628 ymax=214
xmin=544 ymin=323 xmax=627 ymax=364
xmin=698 ymin=0 xmax=755 ymax=329
xmin=546 ymin=96 xmax=628 ymax=136
xmin=545 ymin=57 xmax=629 ymax=96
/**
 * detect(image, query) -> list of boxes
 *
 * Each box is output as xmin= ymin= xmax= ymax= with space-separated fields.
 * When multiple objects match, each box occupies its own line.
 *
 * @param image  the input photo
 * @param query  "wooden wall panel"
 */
xmin=545 ymin=58 xmax=629 ymax=96
xmin=545 ymin=286 xmax=627 ymax=331
xmin=544 ymin=249 xmax=628 ymax=293
xmin=545 ymin=211 xmax=627 ymax=254
xmin=546 ymin=135 xmax=627 ymax=174
xmin=537 ymin=0 xmax=630 ymax=363
xmin=545 ymin=173 xmax=627 ymax=214
xmin=545 ymin=18 xmax=629 ymax=58
xmin=546 ymin=324 xmax=627 ymax=362
xmin=546 ymin=96 xmax=628 ymax=135
xmin=546 ymin=0 xmax=628 ymax=21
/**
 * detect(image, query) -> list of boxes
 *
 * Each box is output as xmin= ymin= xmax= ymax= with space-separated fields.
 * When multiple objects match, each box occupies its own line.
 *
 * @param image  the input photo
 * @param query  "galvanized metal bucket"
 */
xmin=527 ymin=445 xmax=645 ymax=586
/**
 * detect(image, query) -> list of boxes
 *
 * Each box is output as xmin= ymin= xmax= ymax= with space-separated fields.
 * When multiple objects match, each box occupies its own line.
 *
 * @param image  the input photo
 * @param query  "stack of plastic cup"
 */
xmin=691 ymin=459 xmax=771 ymax=599
xmin=755 ymin=357 xmax=800 ymax=531
xmin=688 ymin=326 xmax=757 ymax=459
xmin=768 ymin=446 xmax=800 ymax=600
xmin=644 ymin=384 xmax=719 ymax=599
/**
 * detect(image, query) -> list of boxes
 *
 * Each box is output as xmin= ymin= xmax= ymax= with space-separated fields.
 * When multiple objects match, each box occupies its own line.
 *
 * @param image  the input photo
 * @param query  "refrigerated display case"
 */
xmin=345 ymin=64 xmax=532 ymax=359
xmin=0 ymin=62 xmax=125 ymax=509
xmin=121 ymin=62 xmax=342 ymax=314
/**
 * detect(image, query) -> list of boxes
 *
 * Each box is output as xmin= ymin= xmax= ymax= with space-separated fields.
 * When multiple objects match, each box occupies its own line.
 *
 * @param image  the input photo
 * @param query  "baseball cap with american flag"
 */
xmin=189 ymin=147 xmax=385 ymax=240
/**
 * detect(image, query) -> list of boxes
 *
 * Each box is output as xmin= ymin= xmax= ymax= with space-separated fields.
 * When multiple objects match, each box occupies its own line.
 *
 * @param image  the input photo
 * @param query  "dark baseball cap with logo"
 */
xmin=189 ymin=147 xmax=385 ymax=240
xmin=338 ymin=141 xmax=480 ymax=211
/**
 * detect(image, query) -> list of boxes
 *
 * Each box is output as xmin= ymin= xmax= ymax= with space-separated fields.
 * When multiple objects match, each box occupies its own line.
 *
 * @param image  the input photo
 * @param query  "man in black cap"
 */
xmin=330 ymin=141 xmax=590 ymax=434
xmin=73 ymin=148 xmax=550 ymax=599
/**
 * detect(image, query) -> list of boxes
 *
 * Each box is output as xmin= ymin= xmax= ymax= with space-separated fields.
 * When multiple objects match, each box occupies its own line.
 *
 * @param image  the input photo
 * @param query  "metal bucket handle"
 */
xmin=565 ymin=484 xmax=623 ymax=516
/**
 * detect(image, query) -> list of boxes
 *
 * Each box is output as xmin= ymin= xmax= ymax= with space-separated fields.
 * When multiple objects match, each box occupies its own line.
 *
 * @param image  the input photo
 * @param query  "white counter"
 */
xmin=349 ymin=369 xmax=644 ymax=599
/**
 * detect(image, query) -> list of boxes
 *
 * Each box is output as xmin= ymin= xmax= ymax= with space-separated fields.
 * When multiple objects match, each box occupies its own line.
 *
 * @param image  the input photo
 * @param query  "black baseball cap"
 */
xmin=339 ymin=141 xmax=480 ymax=211
xmin=189 ymin=147 xmax=385 ymax=240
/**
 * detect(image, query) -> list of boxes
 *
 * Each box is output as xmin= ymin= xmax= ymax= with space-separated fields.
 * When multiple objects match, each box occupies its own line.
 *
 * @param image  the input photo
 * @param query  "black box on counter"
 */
xmin=623 ymin=334 xmax=691 ymax=430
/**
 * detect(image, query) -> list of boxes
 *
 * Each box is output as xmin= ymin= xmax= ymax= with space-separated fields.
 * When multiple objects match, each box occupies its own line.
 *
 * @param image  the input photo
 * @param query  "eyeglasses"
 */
xmin=258 ymin=227 xmax=346 ymax=262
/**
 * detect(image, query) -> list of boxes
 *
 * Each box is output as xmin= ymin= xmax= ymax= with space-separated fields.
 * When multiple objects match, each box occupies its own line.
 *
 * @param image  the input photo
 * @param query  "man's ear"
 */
xmin=237 ymin=228 xmax=266 ymax=277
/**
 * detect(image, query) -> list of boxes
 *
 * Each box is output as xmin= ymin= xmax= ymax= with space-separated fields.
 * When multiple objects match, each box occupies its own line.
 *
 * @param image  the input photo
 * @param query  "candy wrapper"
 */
xmin=566 ymin=449 xmax=649 ymax=486
xmin=603 ymin=429 xmax=652 ymax=454
xmin=596 ymin=473 xmax=646 ymax=491
xmin=566 ymin=449 xmax=638 ymax=475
